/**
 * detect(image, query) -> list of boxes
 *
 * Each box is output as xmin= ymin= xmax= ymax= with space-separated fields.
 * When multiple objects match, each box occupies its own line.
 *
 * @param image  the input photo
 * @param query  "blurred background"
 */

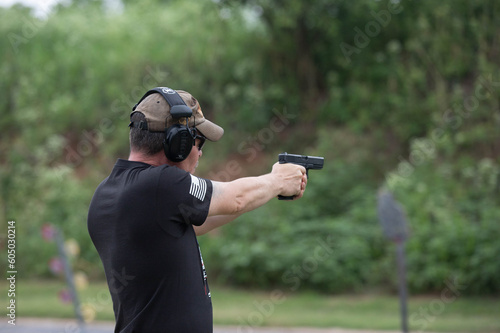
xmin=0 ymin=0 xmax=499 ymax=331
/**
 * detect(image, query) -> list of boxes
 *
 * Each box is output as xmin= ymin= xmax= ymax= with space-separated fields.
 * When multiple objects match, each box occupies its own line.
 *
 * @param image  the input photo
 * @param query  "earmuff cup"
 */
xmin=164 ymin=124 xmax=195 ymax=162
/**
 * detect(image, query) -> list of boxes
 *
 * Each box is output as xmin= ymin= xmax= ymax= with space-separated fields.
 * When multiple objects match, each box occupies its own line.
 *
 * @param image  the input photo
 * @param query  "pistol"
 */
xmin=278 ymin=152 xmax=324 ymax=200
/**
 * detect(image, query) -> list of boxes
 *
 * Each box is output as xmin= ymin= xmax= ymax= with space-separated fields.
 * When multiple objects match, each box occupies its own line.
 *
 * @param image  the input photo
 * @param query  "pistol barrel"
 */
xmin=278 ymin=152 xmax=324 ymax=170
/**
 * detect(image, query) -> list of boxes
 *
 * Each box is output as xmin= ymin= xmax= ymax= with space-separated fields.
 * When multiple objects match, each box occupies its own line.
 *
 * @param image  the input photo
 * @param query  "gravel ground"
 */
xmin=0 ymin=318 xmax=403 ymax=333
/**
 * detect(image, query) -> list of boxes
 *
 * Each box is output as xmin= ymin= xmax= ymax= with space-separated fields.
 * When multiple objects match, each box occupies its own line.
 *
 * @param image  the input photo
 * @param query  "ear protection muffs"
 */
xmin=132 ymin=87 xmax=196 ymax=162
xmin=164 ymin=122 xmax=196 ymax=162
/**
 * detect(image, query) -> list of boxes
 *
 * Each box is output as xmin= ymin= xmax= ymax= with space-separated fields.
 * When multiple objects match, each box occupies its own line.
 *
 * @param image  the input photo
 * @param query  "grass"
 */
xmin=1 ymin=280 xmax=499 ymax=332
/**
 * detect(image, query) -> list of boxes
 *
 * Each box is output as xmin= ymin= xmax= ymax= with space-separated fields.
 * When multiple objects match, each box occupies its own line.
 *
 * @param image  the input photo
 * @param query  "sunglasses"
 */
xmin=194 ymin=132 xmax=206 ymax=151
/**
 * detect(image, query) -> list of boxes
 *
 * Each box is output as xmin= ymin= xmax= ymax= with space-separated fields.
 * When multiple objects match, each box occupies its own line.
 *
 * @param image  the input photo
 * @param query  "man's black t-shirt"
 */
xmin=87 ymin=159 xmax=213 ymax=332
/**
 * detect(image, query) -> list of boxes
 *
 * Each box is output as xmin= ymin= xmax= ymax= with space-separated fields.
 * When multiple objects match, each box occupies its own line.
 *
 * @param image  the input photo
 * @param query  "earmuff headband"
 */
xmin=132 ymin=87 xmax=193 ymax=118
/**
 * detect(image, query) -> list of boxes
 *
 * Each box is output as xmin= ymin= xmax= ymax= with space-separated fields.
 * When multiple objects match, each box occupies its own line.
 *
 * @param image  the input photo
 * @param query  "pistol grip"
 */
xmin=277 ymin=165 xmax=307 ymax=200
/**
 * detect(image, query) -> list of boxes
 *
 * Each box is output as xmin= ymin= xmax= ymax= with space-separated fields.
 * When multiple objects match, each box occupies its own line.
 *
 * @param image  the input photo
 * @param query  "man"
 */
xmin=87 ymin=87 xmax=307 ymax=332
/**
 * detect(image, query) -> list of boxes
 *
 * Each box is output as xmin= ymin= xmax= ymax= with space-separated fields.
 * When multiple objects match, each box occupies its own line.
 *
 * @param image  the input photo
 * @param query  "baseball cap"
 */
xmin=130 ymin=89 xmax=224 ymax=142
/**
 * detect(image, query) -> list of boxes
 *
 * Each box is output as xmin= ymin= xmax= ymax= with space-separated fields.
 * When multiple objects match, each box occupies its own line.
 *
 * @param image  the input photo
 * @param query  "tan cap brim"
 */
xmin=194 ymin=118 xmax=224 ymax=142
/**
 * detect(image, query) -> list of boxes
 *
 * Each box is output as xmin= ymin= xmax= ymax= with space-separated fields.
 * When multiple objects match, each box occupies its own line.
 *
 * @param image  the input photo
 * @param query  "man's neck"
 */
xmin=128 ymin=151 xmax=167 ymax=167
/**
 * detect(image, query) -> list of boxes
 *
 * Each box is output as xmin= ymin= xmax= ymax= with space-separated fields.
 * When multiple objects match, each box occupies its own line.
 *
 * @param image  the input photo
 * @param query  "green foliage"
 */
xmin=202 ymin=150 xmax=500 ymax=295
xmin=386 ymin=152 xmax=500 ymax=294
xmin=0 ymin=146 xmax=99 ymax=276
xmin=0 ymin=0 xmax=499 ymax=295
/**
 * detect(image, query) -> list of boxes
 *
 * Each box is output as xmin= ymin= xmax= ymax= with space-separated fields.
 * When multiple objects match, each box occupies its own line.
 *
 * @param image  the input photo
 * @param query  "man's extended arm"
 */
xmin=193 ymin=163 xmax=306 ymax=235
xmin=201 ymin=162 xmax=306 ymax=225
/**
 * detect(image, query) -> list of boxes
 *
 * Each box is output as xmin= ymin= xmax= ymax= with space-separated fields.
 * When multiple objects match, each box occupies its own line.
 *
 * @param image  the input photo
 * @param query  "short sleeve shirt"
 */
xmin=87 ymin=159 xmax=213 ymax=332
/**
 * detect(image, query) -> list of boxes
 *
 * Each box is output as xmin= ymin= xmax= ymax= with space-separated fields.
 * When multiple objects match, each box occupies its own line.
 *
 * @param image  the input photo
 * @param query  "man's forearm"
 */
xmin=196 ymin=174 xmax=280 ymax=235
xmin=194 ymin=214 xmax=241 ymax=236
xmin=208 ymin=173 xmax=282 ymax=217
xmin=207 ymin=163 xmax=305 ymax=218
xmin=230 ymin=174 xmax=282 ymax=213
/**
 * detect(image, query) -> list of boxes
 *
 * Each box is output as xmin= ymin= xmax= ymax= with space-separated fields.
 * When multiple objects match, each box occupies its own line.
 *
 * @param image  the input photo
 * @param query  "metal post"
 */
xmin=396 ymin=240 xmax=409 ymax=333
xmin=377 ymin=189 xmax=410 ymax=333
xmin=55 ymin=228 xmax=85 ymax=328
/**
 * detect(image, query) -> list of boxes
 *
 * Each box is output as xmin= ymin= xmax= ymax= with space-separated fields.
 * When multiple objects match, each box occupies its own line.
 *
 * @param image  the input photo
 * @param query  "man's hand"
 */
xmin=271 ymin=162 xmax=307 ymax=199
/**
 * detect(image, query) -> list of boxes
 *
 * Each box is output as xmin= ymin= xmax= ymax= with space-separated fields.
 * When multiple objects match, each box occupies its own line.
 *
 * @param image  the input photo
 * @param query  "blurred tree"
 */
xmin=218 ymin=0 xmax=344 ymax=115
xmin=0 ymin=0 xmax=499 ymax=293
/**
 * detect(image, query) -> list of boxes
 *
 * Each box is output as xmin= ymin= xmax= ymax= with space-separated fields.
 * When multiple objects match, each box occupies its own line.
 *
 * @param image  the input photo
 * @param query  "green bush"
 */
xmin=1 ymin=0 xmax=499 ymax=295
xmin=387 ymin=153 xmax=500 ymax=295
xmin=201 ymin=153 xmax=500 ymax=295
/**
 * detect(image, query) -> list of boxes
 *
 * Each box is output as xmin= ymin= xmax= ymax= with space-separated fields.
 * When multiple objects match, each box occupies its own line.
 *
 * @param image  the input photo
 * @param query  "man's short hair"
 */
xmin=129 ymin=112 xmax=165 ymax=156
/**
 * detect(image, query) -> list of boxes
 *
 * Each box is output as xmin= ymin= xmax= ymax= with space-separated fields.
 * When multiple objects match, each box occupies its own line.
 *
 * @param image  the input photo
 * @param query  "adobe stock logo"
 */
xmin=410 ymin=276 xmax=467 ymax=333
xmin=7 ymin=0 xmax=60 ymax=54
xmin=236 ymin=235 xmax=336 ymax=332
